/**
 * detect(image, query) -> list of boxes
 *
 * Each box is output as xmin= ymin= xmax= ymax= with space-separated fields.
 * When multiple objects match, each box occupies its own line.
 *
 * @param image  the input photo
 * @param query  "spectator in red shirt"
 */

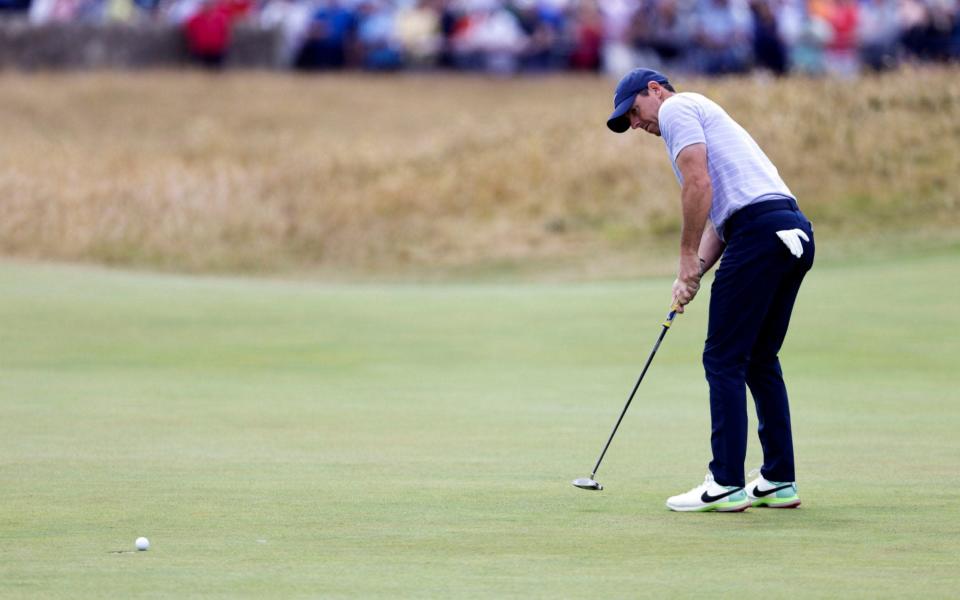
xmin=185 ymin=0 xmax=234 ymax=68
xmin=570 ymin=0 xmax=603 ymax=71
xmin=812 ymin=0 xmax=860 ymax=75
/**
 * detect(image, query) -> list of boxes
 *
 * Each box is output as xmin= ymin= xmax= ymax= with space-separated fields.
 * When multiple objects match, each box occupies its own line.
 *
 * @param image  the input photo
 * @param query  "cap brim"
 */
xmin=606 ymin=94 xmax=636 ymax=133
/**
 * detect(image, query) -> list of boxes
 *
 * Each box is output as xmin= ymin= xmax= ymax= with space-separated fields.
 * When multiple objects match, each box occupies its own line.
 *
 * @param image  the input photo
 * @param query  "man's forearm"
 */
xmin=698 ymin=222 xmax=725 ymax=273
xmin=671 ymin=143 xmax=712 ymax=310
xmin=679 ymin=177 xmax=712 ymax=259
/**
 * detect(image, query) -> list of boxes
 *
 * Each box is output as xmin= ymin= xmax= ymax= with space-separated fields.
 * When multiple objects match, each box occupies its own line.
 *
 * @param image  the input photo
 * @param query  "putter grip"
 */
xmin=663 ymin=307 xmax=679 ymax=328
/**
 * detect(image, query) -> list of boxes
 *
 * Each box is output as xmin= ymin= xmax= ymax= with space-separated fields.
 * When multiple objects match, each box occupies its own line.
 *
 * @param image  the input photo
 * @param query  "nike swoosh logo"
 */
xmin=753 ymin=484 xmax=794 ymax=498
xmin=700 ymin=488 xmax=741 ymax=503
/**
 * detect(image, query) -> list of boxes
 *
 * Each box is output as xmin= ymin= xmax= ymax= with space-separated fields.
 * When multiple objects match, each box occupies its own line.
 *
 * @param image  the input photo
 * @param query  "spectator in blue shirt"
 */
xmin=295 ymin=0 xmax=358 ymax=70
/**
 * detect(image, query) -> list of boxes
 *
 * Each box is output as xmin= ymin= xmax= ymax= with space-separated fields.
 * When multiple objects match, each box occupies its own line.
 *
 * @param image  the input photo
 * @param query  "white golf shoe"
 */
xmin=746 ymin=472 xmax=801 ymax=508
xmin=666 ymin=473 xmax=751 ymax=512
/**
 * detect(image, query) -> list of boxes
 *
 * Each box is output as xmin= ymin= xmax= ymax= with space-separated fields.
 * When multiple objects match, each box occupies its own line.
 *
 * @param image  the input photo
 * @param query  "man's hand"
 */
xmin=672 ymin=253 xmax=703 ymax=313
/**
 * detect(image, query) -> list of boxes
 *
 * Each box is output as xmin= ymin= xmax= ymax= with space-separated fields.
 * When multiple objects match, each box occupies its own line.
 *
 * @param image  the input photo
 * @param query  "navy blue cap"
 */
xmin=606 ymin=68 xmax=670 ymax=133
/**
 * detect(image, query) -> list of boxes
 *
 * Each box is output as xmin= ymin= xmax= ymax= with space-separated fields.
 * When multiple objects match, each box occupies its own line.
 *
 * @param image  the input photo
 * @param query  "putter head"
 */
xmin=572 ymin=478 xmax=603 ymax=491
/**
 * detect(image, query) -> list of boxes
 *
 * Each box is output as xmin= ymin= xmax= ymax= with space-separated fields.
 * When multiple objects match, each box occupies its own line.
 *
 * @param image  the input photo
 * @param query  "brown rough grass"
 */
xmin=1 ymin=69 xmax=958 ymax=278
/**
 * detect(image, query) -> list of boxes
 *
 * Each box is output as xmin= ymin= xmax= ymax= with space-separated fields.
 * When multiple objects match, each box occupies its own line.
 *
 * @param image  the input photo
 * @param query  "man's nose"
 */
xmin=629 ymin=114 xmax=641 ymax=129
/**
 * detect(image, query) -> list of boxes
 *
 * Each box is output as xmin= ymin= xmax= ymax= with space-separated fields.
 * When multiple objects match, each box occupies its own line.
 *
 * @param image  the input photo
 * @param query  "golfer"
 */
xmin=606 ymin=68 xmax=814 ymax=512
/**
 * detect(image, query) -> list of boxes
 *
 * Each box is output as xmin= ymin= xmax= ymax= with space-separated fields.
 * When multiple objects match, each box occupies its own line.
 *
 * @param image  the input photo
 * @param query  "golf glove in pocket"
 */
xmin=776 ymin=229 xmax=810 ymax=258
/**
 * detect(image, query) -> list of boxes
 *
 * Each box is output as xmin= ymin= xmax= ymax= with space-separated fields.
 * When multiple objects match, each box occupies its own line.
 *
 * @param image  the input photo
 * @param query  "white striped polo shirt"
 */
xmin=658 ymin=92 xmax=796 ymax=239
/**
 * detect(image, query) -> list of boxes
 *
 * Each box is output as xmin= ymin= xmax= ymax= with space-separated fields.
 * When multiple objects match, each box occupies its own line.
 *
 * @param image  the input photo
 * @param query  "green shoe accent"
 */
xmin=753 ymin=494 xmax=801 ymax=508
xmin=750 ymin=481 xmax=801 ymax=508
xmin=699 ymin=489 xmax=751 ymax=512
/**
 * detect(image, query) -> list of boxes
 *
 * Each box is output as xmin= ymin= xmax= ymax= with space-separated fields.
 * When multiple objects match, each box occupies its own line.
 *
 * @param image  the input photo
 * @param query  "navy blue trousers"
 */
xmin=705 ymin=199 xmax=814 ymax=487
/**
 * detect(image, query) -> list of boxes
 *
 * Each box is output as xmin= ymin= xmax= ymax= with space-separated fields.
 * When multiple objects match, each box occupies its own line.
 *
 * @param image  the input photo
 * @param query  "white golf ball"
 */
xmin=135 ymin=537 xmax=150 ymax=551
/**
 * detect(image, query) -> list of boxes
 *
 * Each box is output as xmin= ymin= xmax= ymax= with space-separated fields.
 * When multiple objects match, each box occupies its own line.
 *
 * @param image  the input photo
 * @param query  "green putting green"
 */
xmin=1 ymin=252 xmax=958 ymax=598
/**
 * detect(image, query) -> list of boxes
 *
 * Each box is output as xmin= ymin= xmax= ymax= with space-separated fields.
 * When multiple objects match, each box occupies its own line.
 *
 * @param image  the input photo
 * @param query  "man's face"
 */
xmin=628 ymin=87 xmax=664 ymax=136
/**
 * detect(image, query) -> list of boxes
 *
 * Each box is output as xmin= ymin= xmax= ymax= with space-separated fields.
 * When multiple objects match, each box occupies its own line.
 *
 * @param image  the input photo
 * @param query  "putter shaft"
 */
xmin=588 ymin=308 xmax=677 ymax=479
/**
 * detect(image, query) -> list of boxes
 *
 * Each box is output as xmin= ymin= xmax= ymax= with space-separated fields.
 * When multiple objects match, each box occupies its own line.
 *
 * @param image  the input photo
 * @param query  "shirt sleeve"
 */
xmin=659 ymin=96 xmax=706 ymax=162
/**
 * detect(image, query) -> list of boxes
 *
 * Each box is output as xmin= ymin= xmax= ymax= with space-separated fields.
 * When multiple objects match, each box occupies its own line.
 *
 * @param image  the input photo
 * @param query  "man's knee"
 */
xmin=746 ymin=354 xmax=782 ymax=382
xmin=703 ymin=347 xmax=748 ymax=382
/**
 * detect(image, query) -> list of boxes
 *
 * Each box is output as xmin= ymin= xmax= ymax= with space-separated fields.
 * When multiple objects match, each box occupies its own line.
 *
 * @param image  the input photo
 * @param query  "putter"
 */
xmin=572 ymin=305 xmax=679 ymax=491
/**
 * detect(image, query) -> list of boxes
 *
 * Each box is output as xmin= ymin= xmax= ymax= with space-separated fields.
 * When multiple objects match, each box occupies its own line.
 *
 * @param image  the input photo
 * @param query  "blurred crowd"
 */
xmin=3 ymin=0 xmax=959 ymax=75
